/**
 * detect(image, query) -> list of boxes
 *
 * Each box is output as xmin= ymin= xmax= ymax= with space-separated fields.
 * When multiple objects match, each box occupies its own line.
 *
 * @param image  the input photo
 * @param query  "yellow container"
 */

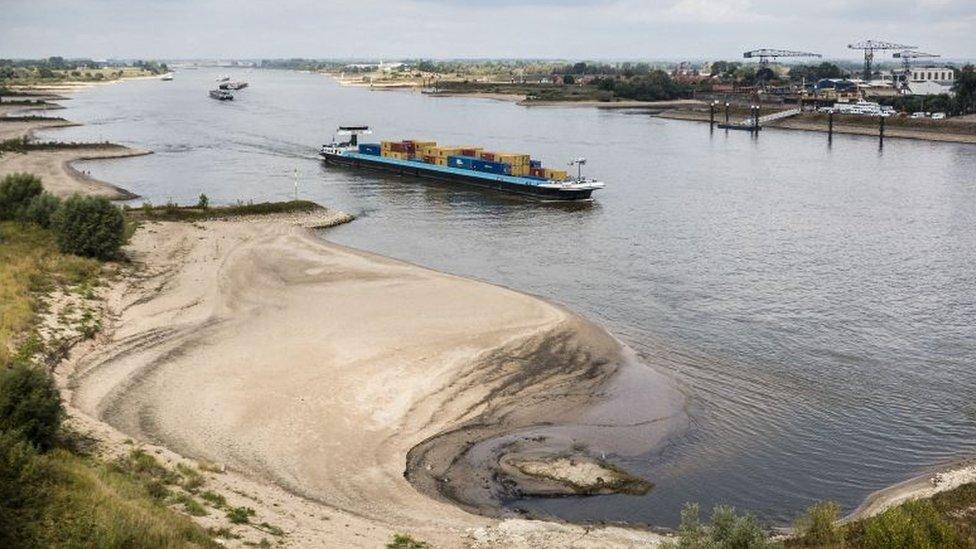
xmin=435 ymin=147 xmax=462 ymax=158
xmin=545 ymin=169 xmax=568 ymax=180
xmin=435 ymin=157 xmax=447 ymax=166
xmin=497 ymin=153 xmax=530 ymax=166
xmin=510 ymin=164 xmax=530 ymax=176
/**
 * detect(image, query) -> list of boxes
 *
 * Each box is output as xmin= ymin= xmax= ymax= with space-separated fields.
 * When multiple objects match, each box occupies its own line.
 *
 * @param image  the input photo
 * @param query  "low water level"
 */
xmin=43 ymin=68 xmax=976 ymax=527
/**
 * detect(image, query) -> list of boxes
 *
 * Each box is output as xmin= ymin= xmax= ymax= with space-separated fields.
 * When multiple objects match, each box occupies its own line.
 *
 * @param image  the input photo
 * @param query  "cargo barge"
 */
xmin=320 ymin=126 xmax=604 ymax=201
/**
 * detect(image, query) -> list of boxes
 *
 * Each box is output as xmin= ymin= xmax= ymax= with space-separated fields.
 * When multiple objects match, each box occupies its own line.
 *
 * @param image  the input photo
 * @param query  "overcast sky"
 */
xmin=2 ymin=0 xmax=974 ymax=61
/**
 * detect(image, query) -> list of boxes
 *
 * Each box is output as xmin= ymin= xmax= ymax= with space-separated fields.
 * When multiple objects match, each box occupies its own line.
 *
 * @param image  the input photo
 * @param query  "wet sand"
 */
xmin=844 ymin=459 xmax=976 ymax=523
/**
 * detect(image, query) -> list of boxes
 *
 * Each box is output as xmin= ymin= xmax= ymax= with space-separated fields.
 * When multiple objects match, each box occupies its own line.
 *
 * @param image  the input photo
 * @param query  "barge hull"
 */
xmin=321 ymin=152 xmax=593 ymax=201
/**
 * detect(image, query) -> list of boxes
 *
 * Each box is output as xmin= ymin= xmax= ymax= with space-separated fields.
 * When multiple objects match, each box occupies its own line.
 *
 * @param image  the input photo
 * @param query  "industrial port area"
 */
xmin=256 ymin=36 xmax=975 ymax=142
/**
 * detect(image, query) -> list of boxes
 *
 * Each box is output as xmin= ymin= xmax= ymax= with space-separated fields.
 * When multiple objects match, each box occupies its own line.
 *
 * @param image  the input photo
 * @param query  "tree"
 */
xmin=953 ymin=64 xmax=976 ymax=114
xmin=0 ymin=173 xmax=43 ymax=221
xmin=563 ymin=74 xmax=576 ymax=85
xmin=197 ymin=193 xmax=209 ymax=209
xmin=51 ymin=195 xmax=124 ymax=259
xmin=0 ymin=364 xmax=64 ymax=451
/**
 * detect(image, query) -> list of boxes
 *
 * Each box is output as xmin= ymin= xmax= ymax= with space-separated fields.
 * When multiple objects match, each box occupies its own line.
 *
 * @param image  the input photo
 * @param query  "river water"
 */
xmin=42 ymin=68 xmax=976 ymax=527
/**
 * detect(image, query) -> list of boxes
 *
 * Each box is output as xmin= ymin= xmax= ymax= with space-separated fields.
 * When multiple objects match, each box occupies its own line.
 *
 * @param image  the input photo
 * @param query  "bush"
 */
xmin=51 ymin=195 xmax=124 ymax=259
xmin=793 ymin=501 xmax=841 ymax=546
xmin=855 ymin=500 xmax=958 ymax=549
xmin=197 ymin=193 xmax=209 ymax=209
xmin=0 ymin=430 xmax=46 ymax=547
xmin=21 ymin=193 xmax=61 ymax=229
xmin=662 ymin=502 xmax=779 ymax=549
xmin=0 ymin=173 xmax=43 ymax=221
xmin=0 ymin=363 xmax=64 ymax=451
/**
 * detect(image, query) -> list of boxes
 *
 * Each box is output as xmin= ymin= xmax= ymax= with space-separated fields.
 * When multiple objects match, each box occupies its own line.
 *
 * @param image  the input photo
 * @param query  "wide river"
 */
xmin=42 ymin=68 xmax=976 ymax=527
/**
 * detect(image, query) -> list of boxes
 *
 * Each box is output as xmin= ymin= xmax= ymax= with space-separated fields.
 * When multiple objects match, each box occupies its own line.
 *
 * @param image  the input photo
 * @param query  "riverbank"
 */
xmin=0 ymin=98 xmax=150 ymax=199
xmin=655 ymin=108 xmax=976 ymax=144
xmin=64 ymin=207 xmax=677 ymax=547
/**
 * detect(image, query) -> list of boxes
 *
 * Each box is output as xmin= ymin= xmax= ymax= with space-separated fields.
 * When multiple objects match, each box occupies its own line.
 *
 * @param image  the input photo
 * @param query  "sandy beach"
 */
xmin=62 ymin=209 xmax=678 ymax=547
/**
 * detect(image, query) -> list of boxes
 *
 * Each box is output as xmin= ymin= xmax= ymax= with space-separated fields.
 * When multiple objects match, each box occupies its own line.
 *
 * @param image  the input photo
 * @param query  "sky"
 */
xmin=2 ymin=0 xmax=974 ymax=61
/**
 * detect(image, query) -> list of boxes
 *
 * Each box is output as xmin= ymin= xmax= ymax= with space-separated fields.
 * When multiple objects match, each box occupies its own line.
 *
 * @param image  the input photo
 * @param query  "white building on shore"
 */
xmin=908 ymin=66 xmax=956 ymax=96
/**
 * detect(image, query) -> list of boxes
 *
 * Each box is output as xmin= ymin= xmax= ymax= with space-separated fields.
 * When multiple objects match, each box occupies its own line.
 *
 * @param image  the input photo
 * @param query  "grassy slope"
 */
xmin=0 ymin=221 xmax=217 ymax=548
xmin=30 ymin=450 xmax=218 ymax=548
xmin=0 ymin=222 xmax=99 ymax=367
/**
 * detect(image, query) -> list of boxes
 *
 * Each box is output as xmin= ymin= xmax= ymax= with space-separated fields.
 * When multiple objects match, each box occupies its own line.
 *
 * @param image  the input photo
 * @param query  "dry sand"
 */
xmin=61 ymin=210 xmax=674 ymax=547
xmin=0 ymin=146 xmax=148 ymax=199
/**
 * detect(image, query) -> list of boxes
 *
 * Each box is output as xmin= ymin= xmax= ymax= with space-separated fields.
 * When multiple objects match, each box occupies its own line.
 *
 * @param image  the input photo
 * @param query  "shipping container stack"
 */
xmin=365 ymin=138 xmax=567 ymax=181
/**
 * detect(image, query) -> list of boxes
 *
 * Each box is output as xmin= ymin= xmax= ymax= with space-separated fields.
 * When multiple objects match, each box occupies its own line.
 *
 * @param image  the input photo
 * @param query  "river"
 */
xmin=41 ymin=67 xmax=976 ymax=527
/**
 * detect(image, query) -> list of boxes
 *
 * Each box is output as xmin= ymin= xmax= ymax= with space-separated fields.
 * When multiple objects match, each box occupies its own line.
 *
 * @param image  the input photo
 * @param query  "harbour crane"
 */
xmin=743 ymin=48 xmax=822 ymax=66
xmin=847 ymin=40 xmax=916 ymax=81
xmin=743 ymin=49 xmax=822 ymax=89
xmin=893 ymin=49 xmax=940 ymax=91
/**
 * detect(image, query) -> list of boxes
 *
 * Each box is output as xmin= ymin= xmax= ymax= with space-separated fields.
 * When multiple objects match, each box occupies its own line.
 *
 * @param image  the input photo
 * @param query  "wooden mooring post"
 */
xmin=879 ymin=116 xmax=885 ymax=146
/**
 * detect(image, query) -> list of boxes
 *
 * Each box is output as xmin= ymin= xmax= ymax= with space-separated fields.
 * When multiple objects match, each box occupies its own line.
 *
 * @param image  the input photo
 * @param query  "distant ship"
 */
xmin=218 ymin=81 xmax=248 ymax=90
xmin=216 ymin=75 xmax=230 ymax=82
xmin=209 ymin=89 xmax=234 ymax=101
xmin=160 ymin=73 xmax=174 ymax=81
xmin=320 ymin=126 xmax=603 ymax=201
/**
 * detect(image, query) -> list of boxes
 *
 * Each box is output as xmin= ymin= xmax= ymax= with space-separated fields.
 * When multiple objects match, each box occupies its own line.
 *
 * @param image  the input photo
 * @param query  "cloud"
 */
xmin=0 ymin=0 xmax=973 ymax=60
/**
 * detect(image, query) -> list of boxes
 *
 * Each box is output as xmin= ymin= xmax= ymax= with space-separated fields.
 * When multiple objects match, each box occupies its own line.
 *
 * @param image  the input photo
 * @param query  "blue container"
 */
xmin=477 ymin=160 xmax=511 ymax=175
xmin=529 ymin=159 xmax=542 ymax=168
xmin=358 ymin=143 xmax=381 ymax=155
xmin=447 ymin=155 xmax=479 ymax=170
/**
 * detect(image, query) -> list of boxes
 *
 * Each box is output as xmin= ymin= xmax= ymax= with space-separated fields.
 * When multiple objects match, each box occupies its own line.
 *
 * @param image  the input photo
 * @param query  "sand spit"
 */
xmin=0 ymin=145 xmax=148 ymax=199
xmin=63 ymin=210 xmax=675 ymax=547
xmin=0 ymin=99 xmax=149 ymax=199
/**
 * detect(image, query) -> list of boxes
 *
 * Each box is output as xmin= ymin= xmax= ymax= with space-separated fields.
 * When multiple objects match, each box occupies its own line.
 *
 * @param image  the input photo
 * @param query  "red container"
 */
xmin=480 ymin=152 xmax=496 ymax=161
xmin=530 ymin=167 xmax=546 ymax=177
xmin=460 ymin=148 xmax=477 ymax=156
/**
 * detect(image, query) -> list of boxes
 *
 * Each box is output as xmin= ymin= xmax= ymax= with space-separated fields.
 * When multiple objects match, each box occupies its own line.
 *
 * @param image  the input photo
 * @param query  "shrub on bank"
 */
xmin=22 ymin=193 xmax=61 ymax=229
xmin=0 ymin=363 xmax=64 ymax=451
xmin=0 ymin=172 xmax=43 ymax=221
xmin=51 ymin=195 xmax=124 ymax=259
xmin=792 ymin=501 xmax=842 ymax=546
xmin=661 ymin=503 xmax=779 ymax=548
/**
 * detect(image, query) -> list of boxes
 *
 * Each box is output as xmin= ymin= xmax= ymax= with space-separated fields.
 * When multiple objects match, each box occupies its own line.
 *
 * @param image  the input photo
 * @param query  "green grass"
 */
xmin=15 ymin=449 xmax=218 ymax=548
xmin=790 ymin=483 xmax=976 ymax=548
xmin=387 ymin=533 xmax=431 ymax=549
xmin=0 ymin=221 xmax=100 ymax=367
xmin=126 ymin=200 xmax=321 ymax=222
xmin=226 ymin=505 xmax=256 ymax=524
